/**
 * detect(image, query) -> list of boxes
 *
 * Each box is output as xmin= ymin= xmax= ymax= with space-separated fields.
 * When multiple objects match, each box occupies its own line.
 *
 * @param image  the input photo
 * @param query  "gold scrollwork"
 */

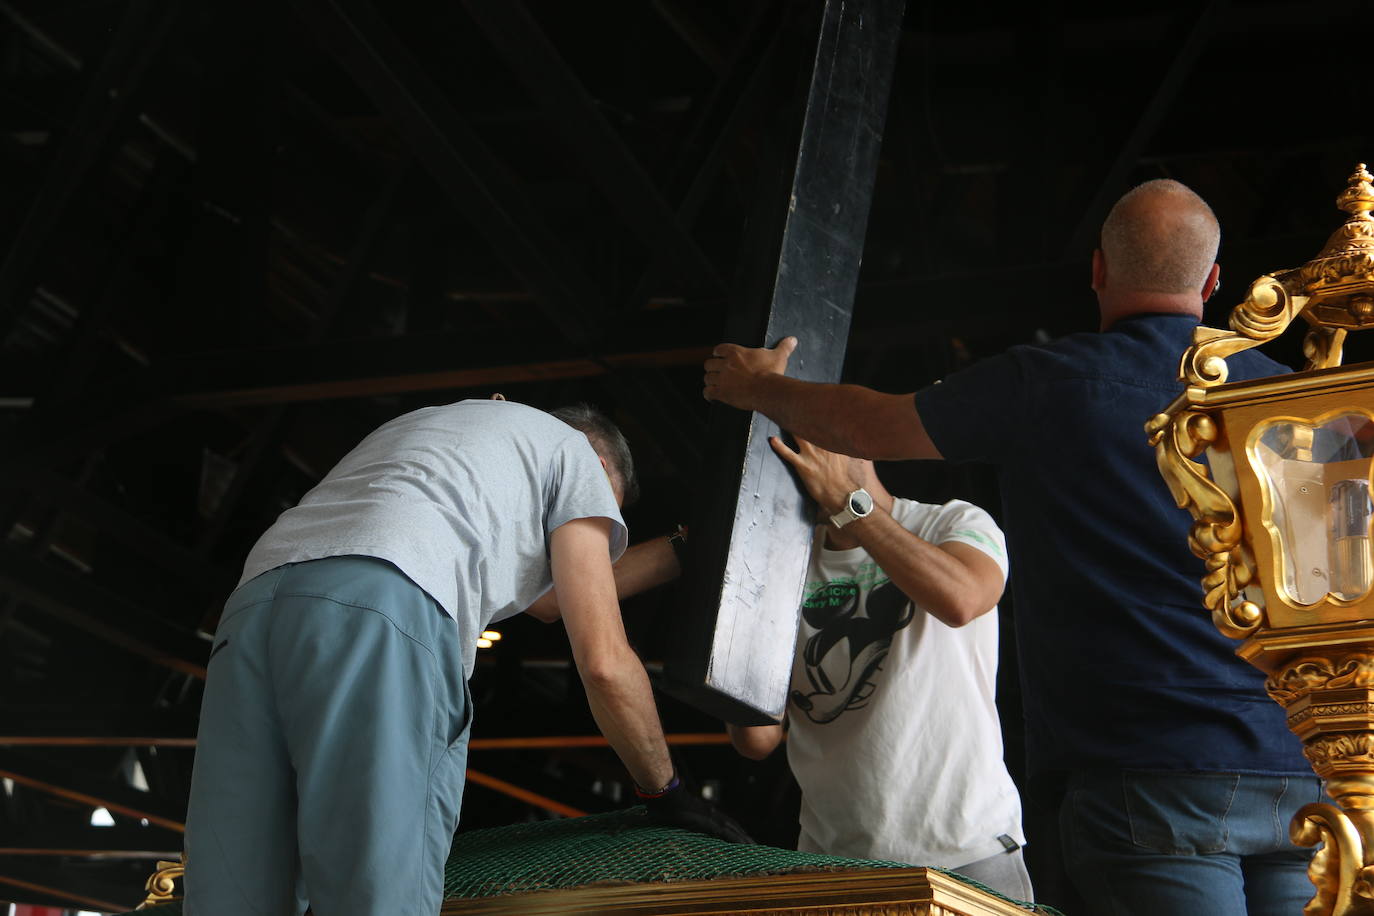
xmin=1179 ymin=274 xmax=1307 ymax=388
xmin=1146 ymin=408 xmax=1261 ymax=638
xmin=1269 ymin=654 xmax=1374 ymax=705
xmin=1304 ymin=325 xmax=1350 ymax=371
xmin=1291 ymin=803 xmax=1374 ymax=916
xmin=137 ymin=858 xmax=185 ymax=909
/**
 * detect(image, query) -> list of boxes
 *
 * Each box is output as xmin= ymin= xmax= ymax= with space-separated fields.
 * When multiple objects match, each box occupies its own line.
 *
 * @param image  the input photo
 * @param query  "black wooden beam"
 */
xmin=0 ymin=749 xmax=186 ymax=832
xmin=666 ymin=0 xmax=906 ymax=723
xmin=0 ymin=549 xmax=208 ymax=680
xmin=1061 ymin=0 xmax=1223 ymax=258
xmin=459 ymin=0 xmax=725 ymax=297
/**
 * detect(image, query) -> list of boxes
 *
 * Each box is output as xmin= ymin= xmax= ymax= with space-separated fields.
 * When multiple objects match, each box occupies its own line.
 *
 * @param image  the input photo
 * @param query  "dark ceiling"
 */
xmin=0 ymin=0 xmax=1369 ymax=909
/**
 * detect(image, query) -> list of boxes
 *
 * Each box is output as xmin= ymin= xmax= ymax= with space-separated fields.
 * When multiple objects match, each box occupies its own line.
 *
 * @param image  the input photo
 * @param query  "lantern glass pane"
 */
xmin=1254 ymin=414 xmax=1374 ymax=604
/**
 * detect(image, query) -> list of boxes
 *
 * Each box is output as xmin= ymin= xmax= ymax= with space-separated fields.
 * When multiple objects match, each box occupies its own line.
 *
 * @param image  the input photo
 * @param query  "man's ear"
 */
xmin=1090 ymin=249 xmax=1106 ymax=293
xmin=1201 ymin=263 xmax=1221 ymax=302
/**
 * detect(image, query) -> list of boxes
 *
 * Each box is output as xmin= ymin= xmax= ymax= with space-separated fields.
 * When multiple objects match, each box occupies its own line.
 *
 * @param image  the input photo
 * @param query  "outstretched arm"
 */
xmin=551 ymin=517 xmax=675 ymax=792
xmin=703 ymin=337 xmax=942 ymax=460
xmin=527 ymin=535 xmax=681 ymax=623
xmin=771 ymin=437 xmax=1003 ymax=627
xmin=552 ymin=517 xmax=754 ymax=844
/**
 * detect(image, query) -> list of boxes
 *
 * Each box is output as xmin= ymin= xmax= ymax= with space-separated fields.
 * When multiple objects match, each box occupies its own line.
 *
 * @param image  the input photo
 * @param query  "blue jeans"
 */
xmin=185 ymin=556 xmax=471 ymax=915
xmin=1061 ymin=770 xmax=1325 ymax=916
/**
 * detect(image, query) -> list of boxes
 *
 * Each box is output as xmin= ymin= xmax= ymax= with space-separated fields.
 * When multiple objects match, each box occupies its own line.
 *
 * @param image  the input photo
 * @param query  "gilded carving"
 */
xmin=1304 ymin=735 xmax=1374 ymax=770
xmin=1304 ymin=326 xmax=1349 ymax=371
xmin=1291 ymin=803 xmax=1374 ymax=916
xmin=1298 ymin=164 xmax=1374 ymax=332
xmin=1179 ymin=274 xmax=1307 ymax=387
xmin=1150 ymin=164 xmax=1374 ymax=916
xmin=1145 ymin=408 xmax=1260 ymax=637
xmin=1268 ymin=655 xmax=1374 ymax=705
xmin=1290 ymin=705 xmax=1374 ymax=729
xmin=137 ymin=858 xmax=184 ymax=909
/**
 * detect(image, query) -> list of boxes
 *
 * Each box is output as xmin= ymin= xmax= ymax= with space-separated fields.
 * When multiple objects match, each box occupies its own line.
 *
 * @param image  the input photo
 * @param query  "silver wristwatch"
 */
xmin=830 ymin=488 xmax=874 ymax=529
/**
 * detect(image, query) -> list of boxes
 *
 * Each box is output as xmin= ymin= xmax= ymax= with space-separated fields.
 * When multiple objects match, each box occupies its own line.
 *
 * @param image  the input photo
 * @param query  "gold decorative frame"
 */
xmin=438 ymin=867 xmax=1034 ymax=916
xmin=1148 ymin=164 xmax=1374 ymax=916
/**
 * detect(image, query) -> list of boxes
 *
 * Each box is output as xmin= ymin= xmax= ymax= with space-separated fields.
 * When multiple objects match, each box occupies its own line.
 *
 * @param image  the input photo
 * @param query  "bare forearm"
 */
xmin=846 ymin=512 xmax=1001 ymax=628
xmin=750 ymin=376 xmax=936 ymax=460
xmin=580 ymin=655 xmax=675 ymax=790
xmin=552 ymin=518 xmax=675 ymax=790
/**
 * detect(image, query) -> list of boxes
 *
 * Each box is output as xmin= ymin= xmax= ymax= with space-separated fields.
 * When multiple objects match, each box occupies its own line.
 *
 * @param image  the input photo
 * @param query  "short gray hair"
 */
xmin=549 ymin=403 xmax=639 ymax=506
xmin=1101 ymin=179 xmax=1220 ymax=295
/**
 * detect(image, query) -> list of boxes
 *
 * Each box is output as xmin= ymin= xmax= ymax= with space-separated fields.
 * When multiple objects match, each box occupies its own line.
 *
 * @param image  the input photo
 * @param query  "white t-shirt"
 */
xmin=238 ymin=399 xmax=627 ymax=676
xmin=785 ymin=497 xmax=1024 ymax=868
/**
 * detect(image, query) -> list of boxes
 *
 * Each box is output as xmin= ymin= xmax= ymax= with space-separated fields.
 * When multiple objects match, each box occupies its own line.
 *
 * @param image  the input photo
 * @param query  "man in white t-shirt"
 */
xmin=729 ymin=435 xmax=1030 ymax=900
xmin=184 ymin=400 xmax=749 ymax=916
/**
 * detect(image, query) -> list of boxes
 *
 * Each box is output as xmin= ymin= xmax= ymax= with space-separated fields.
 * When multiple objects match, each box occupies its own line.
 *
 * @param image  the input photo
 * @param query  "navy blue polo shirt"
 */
xmin=915 ymin=313 xmax=1310 ymax=777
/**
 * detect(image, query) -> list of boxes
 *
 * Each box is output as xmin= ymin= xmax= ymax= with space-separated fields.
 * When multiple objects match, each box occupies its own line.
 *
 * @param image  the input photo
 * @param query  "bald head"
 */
xmin=1099 ymin=179 xmax=1219 ymax=297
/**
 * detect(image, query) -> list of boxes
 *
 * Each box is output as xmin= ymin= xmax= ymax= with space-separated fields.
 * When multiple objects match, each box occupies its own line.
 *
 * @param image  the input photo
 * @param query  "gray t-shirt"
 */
xmin=238 ymin=399 xmax=627 ymax=674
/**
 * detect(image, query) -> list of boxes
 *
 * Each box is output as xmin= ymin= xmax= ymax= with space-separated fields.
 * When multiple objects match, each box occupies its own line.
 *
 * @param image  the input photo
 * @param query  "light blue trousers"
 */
xmin=184 ymin=556 xmax=470 ymax=916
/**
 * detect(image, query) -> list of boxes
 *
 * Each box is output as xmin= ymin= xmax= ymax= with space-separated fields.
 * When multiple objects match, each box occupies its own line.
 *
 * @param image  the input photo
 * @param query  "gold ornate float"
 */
xmin=1147 ymin=163 xmax=1374 ymax=916
xmin=126 ymin=810 xmax=1054 ymax=916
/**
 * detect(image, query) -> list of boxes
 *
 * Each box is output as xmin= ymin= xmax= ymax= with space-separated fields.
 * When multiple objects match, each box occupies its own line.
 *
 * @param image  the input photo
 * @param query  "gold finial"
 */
xmin=1337 ymin=163 xmax=1374 ymax=218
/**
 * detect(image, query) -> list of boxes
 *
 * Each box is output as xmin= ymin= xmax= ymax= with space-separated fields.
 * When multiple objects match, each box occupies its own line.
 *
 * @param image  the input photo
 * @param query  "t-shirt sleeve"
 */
xmin=929 ymin=499 xmax=1009 ymax=583
xmin=913 ymin=350 xmax=1028 ymax=463
xmin=543 ymin=436 xmax=629 ymax=562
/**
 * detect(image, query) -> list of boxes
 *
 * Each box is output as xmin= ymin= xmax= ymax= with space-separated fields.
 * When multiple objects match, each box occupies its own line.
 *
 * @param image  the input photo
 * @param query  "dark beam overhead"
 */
xmin=0 ymin=748 xmax=187 ymax=832
xmin=0 ymin=824 xmax=182 ymax=858
xmin=0 ymin=0 xmax=180 ymax=335
xmin=460 ymin=0 xmax=726 ymax=297
xmin=627 ymin=3 xmax=783 ymax=311
xmin=289 ymin=0 xmax=606 ymax=348
xmin=0 ymin=863 xmax=135 ymax=913
xmin=0 ymin=549 xmax=208 ymax=679
xmin=1061 ymin=0 xmax=1224 ymax=257
xmin=162 ymin=335 xmax=715 ymax=410
xmin=0 ymin=706 xmax=197 ymax=748
xmin=10 ymin=469 xmax=230 ymax=590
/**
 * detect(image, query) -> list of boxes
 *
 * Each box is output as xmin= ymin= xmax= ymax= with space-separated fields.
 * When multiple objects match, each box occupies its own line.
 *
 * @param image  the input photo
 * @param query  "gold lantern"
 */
xmin=1147 ymin=164 xmax=1374 ymax=916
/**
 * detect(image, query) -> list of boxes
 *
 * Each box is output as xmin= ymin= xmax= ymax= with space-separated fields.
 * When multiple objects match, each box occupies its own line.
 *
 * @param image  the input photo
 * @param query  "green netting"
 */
xmin=122 ymin=807 xmax=1065 ymax=915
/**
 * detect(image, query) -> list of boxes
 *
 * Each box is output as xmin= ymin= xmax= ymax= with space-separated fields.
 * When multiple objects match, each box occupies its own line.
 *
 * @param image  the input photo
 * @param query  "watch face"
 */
xmin=849 ymin=489 xmax=873 ymax=515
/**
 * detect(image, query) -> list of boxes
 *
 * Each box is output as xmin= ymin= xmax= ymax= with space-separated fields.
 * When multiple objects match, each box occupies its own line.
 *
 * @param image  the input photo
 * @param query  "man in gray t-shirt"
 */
xmin=184 ymin=399 xmax=748 ymax=915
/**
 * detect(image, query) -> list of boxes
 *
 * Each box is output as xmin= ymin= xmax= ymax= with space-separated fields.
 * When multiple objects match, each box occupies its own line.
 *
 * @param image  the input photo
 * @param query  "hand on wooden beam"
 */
xmin=768 ymin=435 xmax=864 ymax=517
xmin=702 ymin=336 xmax=797 ymax=408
